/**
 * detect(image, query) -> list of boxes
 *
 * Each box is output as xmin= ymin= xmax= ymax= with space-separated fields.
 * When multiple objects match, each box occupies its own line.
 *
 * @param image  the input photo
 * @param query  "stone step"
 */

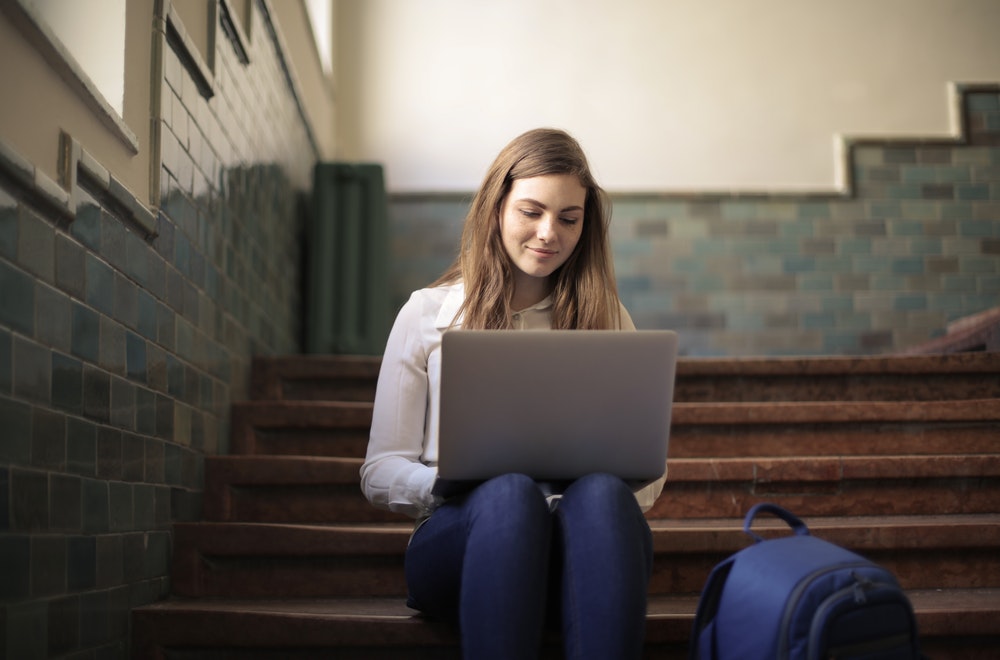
xmin=228 ymin=399 xmax=1000 ymax=458
xmin=245 ymin=352 xmax=1000 ymax=403
xmin=670 ymin=398 xmax=1000 ymax=458
xmin=201 ymin=454 xmax=1000 ymax=524
xmin=170 ymin=515 xmax=1000 ymax=599
xmin=249 ymin=355 xmax=381 ymax=402
xmin=131 ymin=589 xmax=1000 ymax=659
xmin=229 ymin=401 xmax=372 ymax=457
xmin=203 ymin=456 xmax=408 ymax=524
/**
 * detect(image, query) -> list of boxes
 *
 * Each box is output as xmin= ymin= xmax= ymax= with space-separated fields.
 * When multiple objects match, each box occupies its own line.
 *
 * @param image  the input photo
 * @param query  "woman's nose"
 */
xmin=536 ymin=216 xmax=556 ymax=241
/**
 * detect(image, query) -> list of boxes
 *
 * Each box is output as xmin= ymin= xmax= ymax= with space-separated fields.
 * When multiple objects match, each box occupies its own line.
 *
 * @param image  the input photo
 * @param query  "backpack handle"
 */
xmin=743 ymin=502 xmax=810 ymax=543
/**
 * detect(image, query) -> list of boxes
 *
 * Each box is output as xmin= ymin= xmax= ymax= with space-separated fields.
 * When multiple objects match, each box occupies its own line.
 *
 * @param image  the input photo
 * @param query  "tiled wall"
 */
xmin=0 ymin=1 xmax=314 ymax=657
xmin=389 ymin=87 xmax=1000 ymax=356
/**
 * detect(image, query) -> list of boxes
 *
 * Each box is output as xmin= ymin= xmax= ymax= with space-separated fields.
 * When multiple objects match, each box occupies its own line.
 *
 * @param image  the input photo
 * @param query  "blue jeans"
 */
xmin=405 ymin=472 xmax=654 ymax=659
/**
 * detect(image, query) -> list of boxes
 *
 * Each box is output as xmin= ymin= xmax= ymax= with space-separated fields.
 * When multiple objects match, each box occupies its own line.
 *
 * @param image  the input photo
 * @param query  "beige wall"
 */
xmin=0 ymin=1 xmax=153 ymax=200
xmin=0 ymin=0 xmax=335 ymax=207
xmin=334 ymin=0 xmax=1000 ymax=193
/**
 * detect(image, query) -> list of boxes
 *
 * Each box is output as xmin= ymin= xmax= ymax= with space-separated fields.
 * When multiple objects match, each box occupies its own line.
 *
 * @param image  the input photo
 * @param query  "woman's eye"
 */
xmin=519 ymin=209 xmax=541 ymax=218
xmin=560 ymin=217 xmax=579 ymax=225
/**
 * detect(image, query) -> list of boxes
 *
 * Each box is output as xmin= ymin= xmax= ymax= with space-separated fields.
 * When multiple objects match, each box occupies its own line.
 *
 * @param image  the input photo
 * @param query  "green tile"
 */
xmin=52 ymin=351 xmax=83 ymax=414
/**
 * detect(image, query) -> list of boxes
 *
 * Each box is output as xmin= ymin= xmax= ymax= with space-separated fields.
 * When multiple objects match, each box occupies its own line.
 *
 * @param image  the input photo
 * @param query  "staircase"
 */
xmin=131 ymin=352 xmax=1000 ymax=658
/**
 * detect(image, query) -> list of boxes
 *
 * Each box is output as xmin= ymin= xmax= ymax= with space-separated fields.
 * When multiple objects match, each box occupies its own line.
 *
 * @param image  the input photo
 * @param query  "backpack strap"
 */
xmin=743 ymin=502 xmax=810 ymax=544
xmin=689 ymin=557 xmax=734 ymax=660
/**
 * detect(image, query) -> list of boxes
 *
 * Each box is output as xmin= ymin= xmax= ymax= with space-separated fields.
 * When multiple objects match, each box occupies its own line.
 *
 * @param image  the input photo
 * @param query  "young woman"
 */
xmin=361 ymin=128 xmax=665 ymax=659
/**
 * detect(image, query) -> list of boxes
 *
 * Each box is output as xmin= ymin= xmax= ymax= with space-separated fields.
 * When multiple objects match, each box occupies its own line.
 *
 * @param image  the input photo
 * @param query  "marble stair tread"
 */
xmin=130 ymin=589 xmax=1000 ymax=651
xmin=200 ymin=453 xmax=1000 ymax=522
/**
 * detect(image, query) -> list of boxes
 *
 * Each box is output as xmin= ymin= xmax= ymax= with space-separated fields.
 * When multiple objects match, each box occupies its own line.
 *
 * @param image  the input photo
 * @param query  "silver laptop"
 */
xmin=435 ymin=330 xmax=677 ymax=495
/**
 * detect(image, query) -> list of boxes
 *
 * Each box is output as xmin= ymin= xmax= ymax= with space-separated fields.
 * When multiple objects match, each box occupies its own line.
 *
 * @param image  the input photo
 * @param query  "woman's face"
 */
xmin=499 ymin=174 xmax=586 ymax=287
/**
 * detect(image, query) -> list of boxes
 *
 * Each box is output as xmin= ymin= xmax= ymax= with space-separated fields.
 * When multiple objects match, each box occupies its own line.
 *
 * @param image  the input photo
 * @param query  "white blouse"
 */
xmin=360 ymin=281 xmax=666 ymax=519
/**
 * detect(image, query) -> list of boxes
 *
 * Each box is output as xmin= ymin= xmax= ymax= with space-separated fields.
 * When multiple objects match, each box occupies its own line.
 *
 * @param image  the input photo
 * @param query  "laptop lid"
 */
xmin=436 ymin=330 xmax=677 ymax=487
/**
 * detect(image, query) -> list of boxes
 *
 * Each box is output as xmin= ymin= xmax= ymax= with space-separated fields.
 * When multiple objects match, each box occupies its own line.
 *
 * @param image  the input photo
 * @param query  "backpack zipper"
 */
xmin=776 ymin=561 xmax=872 ymax=658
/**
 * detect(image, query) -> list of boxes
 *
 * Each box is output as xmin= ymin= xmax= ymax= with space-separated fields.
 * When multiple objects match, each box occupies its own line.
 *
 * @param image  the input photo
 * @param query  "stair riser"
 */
xmin=649 ymin=478 xmax=1000 ymax=519
xmin=232 ymin=430 xmax=370 ymax=458
xmin=171 ymin=548 xmax=1000 ymax=598
xmin=669 ymin=424 xmax=998 ymax=458
xmin=204 ymin=485 xmax=409 ymax=524
xmin=201 ymin=477 xmax=1000 ymax=523
xmin=675 ymin=375 xmax=1000 ymax=403
xmin=224 ymin=422 xmax=998 ymax=460
xmin=246 ymin=354 xmax=1000 ymax=404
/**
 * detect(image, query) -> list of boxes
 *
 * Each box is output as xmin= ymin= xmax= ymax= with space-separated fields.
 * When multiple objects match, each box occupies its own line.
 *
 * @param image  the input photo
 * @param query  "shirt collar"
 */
xmin=434 ymin=282 xmax=554 ymax=329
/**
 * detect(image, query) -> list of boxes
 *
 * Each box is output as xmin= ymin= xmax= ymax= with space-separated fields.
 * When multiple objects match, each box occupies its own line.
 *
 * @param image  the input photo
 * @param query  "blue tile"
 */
xmin=82 ymin=366 xmax=110 ymax=424
xmin=67 ymin=535 xmax=96 ymax=590
xmin=72 ymin=202 xmax=102 ymax=251
xmin=52 ymin=351 xmax=83 ymax=414
xmin=0 ymin=396 xmax=31 ymax=463
xmin=0 ymin=259 xmax=34 ymax=335
xmin=11 ymin=468 xmax=47 ymax=530
xmin=66 ymin=416 xmax=97 ymax=477
xmin=55 ymin=233 xmax=86 ymax=300
xmin=891 ymin=257 xmax=925 ymax=275
xmin=137 ymin=290 xmax=158 ymax=340
xmin=0 ymin=534 xmax=30 ymax=597
xmin=13 ymin=337 xmax=50 ymax=404
xmin=0 ymin=467 xmax=8 ymax=530
xmin=85 ymin=254 xmax=115 ymax=316
xmin=782 ymin=256 xmax=815 ymax=274
xmin=0 ymin=327 xmax=10 ymax=394
xmin=0 ymin=190 xmax=17 ymax=259
xmin=71 ymin=302 xmax=100 ymax=363
xmin=126 ymin=332 xmax=147 ymax=382
xmin=957 ymin=184 xmax=990 ymax=200
xmin=82 ymin=479 xmax=110 ymax=533
xmin=893 ymin=293 xmax=927 ymax=311
xmin=49 ymin=473 xmax=82 ymax=531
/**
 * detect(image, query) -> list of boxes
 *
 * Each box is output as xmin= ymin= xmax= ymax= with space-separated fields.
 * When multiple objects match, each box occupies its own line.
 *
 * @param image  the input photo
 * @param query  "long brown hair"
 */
xmin=433 ymin=128 xmax=623 ymax=330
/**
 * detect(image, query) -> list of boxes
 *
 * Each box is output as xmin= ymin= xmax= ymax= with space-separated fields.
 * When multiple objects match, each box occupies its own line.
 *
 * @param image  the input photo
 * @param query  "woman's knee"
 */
xmin=563 ymin=472 xmax=634 ymax=508
xmin=464 ymin=473 xmax=550 ymax=532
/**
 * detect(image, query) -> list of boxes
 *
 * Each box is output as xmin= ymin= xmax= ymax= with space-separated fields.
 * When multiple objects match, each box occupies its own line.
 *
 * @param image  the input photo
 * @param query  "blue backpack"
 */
xmin=690 ymin=503 xmax=920 ymax=659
